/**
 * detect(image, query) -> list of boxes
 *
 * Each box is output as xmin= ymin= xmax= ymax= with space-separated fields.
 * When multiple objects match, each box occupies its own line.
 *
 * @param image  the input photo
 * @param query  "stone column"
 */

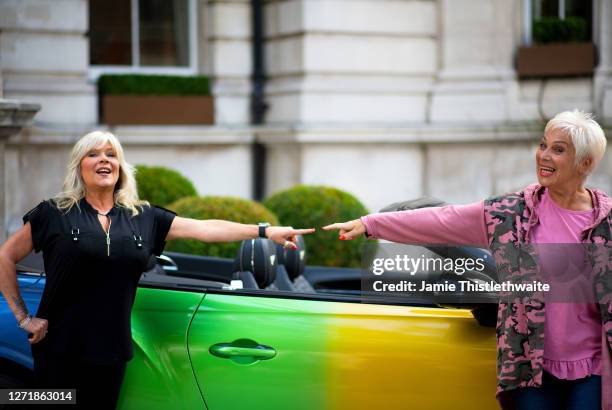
xmin=595 ymin=0 xmax=612 ymax=125
xmin=265 ymin=0 xmax=437 ymax=124
xmin=205 ymin=0 xmax=252 ymax=125
xmin=260 ymin=0 xmax=434 ymax=210
xmin=430 ymin=0 xmax=517 ymax=122
xmin=0 ymin=101 xmax=40 ymax=242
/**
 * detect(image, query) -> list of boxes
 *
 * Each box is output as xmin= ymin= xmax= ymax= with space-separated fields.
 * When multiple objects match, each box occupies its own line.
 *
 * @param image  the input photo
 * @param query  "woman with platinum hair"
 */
xmin=325 ymin=110 xmax=611 ymax=410
xmin=0 ymin=130 xmax=314 ymax=409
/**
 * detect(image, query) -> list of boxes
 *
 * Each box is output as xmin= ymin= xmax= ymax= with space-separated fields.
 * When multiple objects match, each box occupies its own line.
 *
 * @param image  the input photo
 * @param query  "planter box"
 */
xmin=516 ymin=42 xmax=596 ymax=78
xmin=101 ymin=95 xmax=214 ymax=125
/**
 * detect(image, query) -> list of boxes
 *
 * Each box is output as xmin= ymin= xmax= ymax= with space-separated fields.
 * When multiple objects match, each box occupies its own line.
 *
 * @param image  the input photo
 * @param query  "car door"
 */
xmin=187 ymin=290 xmax=498 ymax=410
xmin=118 ymin=286 xmax=207 ymax=410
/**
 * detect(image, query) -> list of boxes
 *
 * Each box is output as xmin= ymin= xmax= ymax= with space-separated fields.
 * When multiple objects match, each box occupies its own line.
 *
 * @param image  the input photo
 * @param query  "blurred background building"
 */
xmin=1 ymin=0 xmax=611 ymax=238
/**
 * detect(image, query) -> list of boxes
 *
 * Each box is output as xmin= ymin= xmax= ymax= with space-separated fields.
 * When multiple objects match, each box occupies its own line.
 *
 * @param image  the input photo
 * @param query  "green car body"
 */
xmin=122 ymin=284 xmax=498 ymax=410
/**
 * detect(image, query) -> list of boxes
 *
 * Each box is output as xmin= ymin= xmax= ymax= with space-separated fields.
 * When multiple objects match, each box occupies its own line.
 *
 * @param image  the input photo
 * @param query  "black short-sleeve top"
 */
xmin=23 ymin=198 xmax=176 ymax=364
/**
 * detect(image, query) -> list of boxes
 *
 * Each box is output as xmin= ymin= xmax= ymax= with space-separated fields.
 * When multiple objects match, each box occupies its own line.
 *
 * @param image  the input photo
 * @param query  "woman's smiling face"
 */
xmin=535 ymin=129 xmax=582 ymax=189
xmin=80 ymin=142 xmax=120 ymax=191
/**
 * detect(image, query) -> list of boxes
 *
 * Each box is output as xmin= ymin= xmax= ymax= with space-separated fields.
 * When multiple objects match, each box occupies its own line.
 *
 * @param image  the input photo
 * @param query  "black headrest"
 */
xmin=379 ymin=197 xmax=447 ymax=212
xmin=275 ymin=235 xmax=306 ymax=280
xmin=236 ymin=238 xmax=277 ymax=288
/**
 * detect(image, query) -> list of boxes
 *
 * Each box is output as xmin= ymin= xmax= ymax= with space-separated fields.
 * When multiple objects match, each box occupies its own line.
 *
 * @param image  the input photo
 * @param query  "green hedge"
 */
xmin=533 ymin=17 xmax=587 ymax=44
xmin=135 ymin=165 xmax=197 ymax=207
xmin=98 ymin=74 xmax=211 ymax=96
xmin=165 ymin=196 xmax=279 ymax=258
xmin=264 ymin=185 xmax=370 ymax=268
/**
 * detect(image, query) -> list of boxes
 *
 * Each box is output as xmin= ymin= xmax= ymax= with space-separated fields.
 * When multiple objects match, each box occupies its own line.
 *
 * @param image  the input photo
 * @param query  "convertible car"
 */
xmin=0 ymin=200 xmax=500 ymax=410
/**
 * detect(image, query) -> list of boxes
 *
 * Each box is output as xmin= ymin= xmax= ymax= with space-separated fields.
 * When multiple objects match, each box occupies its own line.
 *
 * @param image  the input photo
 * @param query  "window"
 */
xmin=89 ymin=0 xmax=197 ymax=78
xmin=522 ymin=0 xmax=593 ymax=45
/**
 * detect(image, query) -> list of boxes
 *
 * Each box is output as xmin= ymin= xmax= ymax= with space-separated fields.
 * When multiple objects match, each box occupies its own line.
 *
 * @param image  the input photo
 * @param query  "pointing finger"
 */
xmin=291 ymin=228 xmax=315 ymax=235
xmin=322 ymin=223 xmax=345 ymax=231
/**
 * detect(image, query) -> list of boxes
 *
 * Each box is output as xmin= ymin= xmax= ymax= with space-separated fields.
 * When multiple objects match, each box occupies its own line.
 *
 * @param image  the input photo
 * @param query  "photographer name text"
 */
xmin=372 ymin=280 xmax=550 ymax=293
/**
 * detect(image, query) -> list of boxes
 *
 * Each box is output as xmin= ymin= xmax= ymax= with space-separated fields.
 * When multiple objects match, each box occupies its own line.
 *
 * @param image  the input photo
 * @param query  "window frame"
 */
xmin=521 ymin=0 xmax=598 ymax=46
xmin=88 ymin=0 xmax=199 ymax=81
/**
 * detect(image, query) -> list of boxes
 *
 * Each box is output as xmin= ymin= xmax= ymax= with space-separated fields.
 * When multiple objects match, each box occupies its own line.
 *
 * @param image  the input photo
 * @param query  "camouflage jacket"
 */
xmin=484 ymin=184 xmax=611 ymax=409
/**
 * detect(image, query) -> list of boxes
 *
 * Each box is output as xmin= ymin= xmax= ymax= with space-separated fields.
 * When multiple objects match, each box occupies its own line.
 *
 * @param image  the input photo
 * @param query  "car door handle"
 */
xmin=210 ymin=345 xmax=276 ymax=359
xmin=209 ymin=339 xmax=276 ymax=364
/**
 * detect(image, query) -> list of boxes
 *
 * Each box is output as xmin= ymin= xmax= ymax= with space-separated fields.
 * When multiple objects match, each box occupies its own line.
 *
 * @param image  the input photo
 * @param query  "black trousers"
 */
xmin=33 ymin=354 xmax=127 ymax=410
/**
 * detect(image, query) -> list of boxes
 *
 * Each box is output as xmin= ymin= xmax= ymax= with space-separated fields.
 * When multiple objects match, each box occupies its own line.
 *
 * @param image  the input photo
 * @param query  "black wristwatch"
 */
xmin=258 ymin=222 xmax=270 ymax=238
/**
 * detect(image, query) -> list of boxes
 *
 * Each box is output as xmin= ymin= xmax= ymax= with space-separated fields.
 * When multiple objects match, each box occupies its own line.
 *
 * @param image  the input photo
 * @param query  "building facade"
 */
xmin=1 ymin=0 xmax=611 ymax=235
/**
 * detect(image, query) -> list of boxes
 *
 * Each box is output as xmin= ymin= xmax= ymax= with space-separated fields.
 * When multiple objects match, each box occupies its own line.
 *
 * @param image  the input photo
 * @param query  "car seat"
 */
xmin=278 ymin=235 xmax=316 ymax=293
xmin=234 ymin=238 xmax=278 ymax=289
xmin=269 ymin=235 xmax=308 ymax=291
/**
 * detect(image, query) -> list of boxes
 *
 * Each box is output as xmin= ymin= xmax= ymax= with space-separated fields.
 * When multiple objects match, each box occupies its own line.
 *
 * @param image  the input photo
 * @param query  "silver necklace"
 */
xmin=95 ymin=209 xmax=112 ymax=256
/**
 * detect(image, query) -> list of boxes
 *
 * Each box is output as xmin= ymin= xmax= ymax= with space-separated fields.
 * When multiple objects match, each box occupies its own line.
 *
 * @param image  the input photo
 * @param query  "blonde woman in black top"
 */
xmin=0 ymin=131 xmax=313 ymax=409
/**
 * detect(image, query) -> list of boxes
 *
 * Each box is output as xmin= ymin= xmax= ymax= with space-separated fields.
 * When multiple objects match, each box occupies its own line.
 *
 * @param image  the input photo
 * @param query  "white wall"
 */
xmin=260 ymin=125 xmax=611 ymax=212
xmin=0 ymin=0 xmax=96 ymax=125
xmin=3 ymin=0 xmax=612 ymax=234
xmin=265 ymin=0 xmax=437 ymax=124
xmin=5 ymin=126 xmax=254 ymax=235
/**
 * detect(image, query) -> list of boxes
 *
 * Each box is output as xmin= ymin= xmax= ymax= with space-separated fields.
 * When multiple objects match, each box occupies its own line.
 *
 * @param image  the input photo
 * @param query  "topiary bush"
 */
xmin=264 ymin=185 xmax=370 ymax=268
xmin=135 ymin=165 xmax=197 ymax=207
xmin=165 ymin=196 xmax=279 ymax=258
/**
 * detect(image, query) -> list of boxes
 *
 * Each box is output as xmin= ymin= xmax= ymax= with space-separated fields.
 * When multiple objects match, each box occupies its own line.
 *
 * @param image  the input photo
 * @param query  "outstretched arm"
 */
xmin=323 ymin=201 xmax=488 ymax=247
xmin=0 ymin=223 xmax=49 ymax=344
xmin=166 ymin=217 xmax=315 ymax=249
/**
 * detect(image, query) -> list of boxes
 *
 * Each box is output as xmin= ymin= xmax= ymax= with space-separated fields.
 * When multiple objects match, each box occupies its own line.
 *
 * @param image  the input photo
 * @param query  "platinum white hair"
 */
xmin=544 ymin=109 xmax=607 ymax=173
xmin=54 ymin=131 xmax=148 ymax=215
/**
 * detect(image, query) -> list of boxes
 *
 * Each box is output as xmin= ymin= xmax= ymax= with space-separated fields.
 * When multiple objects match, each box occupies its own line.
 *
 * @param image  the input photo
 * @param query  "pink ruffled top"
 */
xmin=532 ymin=189 xmax=602 ymax=380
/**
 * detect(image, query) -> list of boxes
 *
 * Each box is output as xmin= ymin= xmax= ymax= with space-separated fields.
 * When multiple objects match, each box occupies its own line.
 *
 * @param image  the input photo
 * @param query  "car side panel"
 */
xmin=117 ymin=287 xmax=206 ymax=410
xmin=325 ymin=303 xmax=498 ymax=410
xmin=189 ymin=293 xmax=498 ymax=410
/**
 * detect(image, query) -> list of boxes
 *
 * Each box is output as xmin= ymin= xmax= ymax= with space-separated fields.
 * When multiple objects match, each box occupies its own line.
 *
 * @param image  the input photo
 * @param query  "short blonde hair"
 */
xmin=544 ymin=109 xmax=607 ymax=173
xmin=54 ymin=131 xmax=148 ymax=215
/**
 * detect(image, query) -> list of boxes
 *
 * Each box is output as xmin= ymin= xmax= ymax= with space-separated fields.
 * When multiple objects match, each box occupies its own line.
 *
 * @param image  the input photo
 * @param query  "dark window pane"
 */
xmin=139 ymin=0 xmax=189 ymax=67
xmin=567 ymin=0 xmax=592 ymax=40
xmin=533 ymin=0 xmax=558 ymax=18
xmin=89 ymin=0 xmax=132 ymax=65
